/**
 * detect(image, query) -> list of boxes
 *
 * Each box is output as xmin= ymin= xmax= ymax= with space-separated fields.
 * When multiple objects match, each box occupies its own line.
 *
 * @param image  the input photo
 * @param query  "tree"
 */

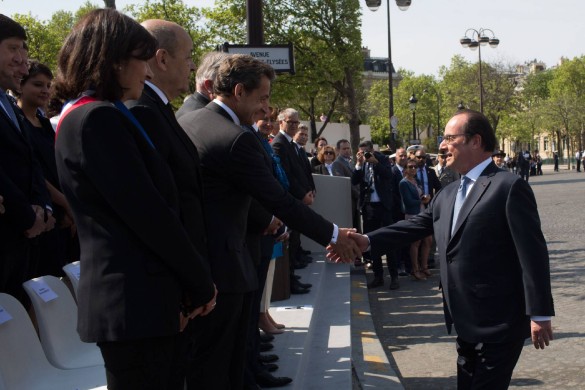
xmin=204 ymin=0 xmax=364 ymax=153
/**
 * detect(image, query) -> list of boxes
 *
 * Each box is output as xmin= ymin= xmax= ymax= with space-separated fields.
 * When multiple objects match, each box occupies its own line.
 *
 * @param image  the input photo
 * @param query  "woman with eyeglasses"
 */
xmin=313 ymin=145 xmax=337 ymax=176
xmin=399 ymin=158 xmax=430 ymax=280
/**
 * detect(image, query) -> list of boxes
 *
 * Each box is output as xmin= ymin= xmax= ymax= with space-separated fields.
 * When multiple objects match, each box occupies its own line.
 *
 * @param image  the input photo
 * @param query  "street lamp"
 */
xmin=409 ymin=93 xmax=418 ymax=143
xmin=365 ymin=0 xmax=412 ymax=151
xmin=423 ymin=87 xmax=441 ymax=135
xmin=459 ymin=28 xmax=500 ymax=113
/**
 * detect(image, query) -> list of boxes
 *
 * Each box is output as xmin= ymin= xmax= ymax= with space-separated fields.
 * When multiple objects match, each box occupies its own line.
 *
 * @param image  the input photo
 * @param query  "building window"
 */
xmin=544 ymin=136 xmax=549 ymax=151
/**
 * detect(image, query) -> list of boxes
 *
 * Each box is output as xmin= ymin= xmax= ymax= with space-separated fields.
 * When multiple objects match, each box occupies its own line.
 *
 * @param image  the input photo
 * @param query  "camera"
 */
xmin=364 ymin=152 xmax=372 ymax=159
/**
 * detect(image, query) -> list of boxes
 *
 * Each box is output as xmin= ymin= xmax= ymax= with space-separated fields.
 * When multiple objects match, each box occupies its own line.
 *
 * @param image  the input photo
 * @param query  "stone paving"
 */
xmin=366 ymin=166 xmax=585 ymax=389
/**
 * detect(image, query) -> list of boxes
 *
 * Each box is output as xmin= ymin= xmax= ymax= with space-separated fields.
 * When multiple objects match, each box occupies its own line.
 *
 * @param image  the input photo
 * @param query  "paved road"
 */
xmin=366 ymin=168 xmax=585 ymax=389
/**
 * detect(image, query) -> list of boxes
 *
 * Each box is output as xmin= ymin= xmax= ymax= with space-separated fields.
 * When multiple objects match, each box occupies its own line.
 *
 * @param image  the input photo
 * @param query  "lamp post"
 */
xmin=409 ymin=93 xmax=418 ymax=143
xmin=365 ymin=0 xmax=412 ymax=151
xmin=459 ymin=28 xmax=499 ymax=113
xmin=423 ymin=87 xmax=441 ymax=135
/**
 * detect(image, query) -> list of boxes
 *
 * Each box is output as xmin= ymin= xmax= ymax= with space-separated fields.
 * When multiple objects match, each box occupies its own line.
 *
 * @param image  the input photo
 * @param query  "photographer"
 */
xmin=351 ymin=141 xmax=399 ymax=289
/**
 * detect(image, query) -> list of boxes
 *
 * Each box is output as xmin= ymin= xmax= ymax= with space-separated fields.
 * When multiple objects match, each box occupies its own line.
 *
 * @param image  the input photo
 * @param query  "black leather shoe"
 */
xmin=389 ymin=278 xmax=400 ymax=290
xmin=293 ymin=262 xmax=307 ymax=269
xmin=255 ymin=371 xmax=293 ymax=387
xmin=291 ymin=285 xmax=310 ymax=294
xmin=260 ymin=331 xmax=275 ymax=343
xmin=293 ymin=274 xmax=301 ymax=280
xmin=258 ymin=354 xmax=279 ymax=363
xmin=260 ymin=362 xmax=279 ymax=372
xmin=260 ymin=342 xmax=274 ymax=352
xmin=367 ymin=277 xmax=384 ymax=289
xmin=292 ymin=279 xmax=312 ymax=289
xmin=301 ymin=248 xmax=311 ymax=255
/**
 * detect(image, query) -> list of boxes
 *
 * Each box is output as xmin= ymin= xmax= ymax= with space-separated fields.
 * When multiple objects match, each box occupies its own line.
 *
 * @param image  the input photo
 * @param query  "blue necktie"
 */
xmin=0 ymin=90 xmax=20 ymax=131
xmin=452 ymin=175 xmax=469 ymax=234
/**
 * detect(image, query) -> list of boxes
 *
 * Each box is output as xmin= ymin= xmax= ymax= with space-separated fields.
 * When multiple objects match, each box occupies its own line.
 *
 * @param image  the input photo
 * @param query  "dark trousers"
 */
xmin=244 ymin=249 xmax=273 ymax=386
xmin=456 ymin=337 xmax=524 ymax=390
xmin=362 ymin=202 xmax=397 ymax=279
xmin=187 ymin=291 xmax=253 ymax=390
xmin=0 ymin=238 xmax=32 ymax=308
xmin=98 ymin=335 xmax=177 ymax=390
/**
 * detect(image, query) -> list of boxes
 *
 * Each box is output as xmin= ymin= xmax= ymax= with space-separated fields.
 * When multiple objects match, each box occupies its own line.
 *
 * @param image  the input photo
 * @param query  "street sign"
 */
xmin=390 ymin=116 xmax=398 ymax=129
xmin=221 ymin=43 xmax=295 ymax=74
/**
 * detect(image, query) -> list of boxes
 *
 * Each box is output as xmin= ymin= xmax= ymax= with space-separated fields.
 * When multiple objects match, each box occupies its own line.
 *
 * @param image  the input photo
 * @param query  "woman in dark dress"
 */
xmin=18 ymin=61 xmax=78 ymax=277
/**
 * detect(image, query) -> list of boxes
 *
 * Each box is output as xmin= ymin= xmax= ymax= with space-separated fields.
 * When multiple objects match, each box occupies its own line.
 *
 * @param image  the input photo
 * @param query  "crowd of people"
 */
xmin=1 ymin=9 xmax=556 ymax=390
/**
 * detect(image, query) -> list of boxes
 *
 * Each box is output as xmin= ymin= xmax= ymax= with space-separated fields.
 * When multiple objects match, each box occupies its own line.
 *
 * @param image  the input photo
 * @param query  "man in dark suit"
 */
xmin=177 ymin=54 xmax=359 ymax=390
xmin=175 ymin=51 xmax=229 ymax=120
xmin=341 ymin=110 xmax=554 ymax=389
xmin=352 ymin=141 xmax=399 ymax=289
xmin=390 ymin=147 xmax=411 ymax=276
xmin=126 ymin=20 xmax=219 ymax=390
xmin=435 ymin=150 xmax=460 ymax=188
xmin=0 ymin=15 xmax=51 ymax=305
xmin=273 ymin=110 xmax=314 ymax=292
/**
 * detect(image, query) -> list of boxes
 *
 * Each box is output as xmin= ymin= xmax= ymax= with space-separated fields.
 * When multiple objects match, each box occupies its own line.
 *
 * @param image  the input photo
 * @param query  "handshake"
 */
xmin=326 ymin=228 xmax=370 ymax=263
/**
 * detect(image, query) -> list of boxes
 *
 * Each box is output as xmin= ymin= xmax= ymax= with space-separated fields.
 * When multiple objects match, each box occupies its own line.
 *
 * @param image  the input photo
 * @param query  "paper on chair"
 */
xmin=0 ymin=304 xmax=13 ymax=325
xmin=29 ymin=279 xmax=58 ymax=302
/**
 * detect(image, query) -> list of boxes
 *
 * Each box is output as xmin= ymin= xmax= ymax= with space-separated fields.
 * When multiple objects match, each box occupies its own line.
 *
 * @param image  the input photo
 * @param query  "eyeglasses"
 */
xmin=415 ymin=155 xmax=426 ymax=159
xmin=442 ymin=133 xmax=466 ymax=144
xmin=285 ymin=120 xmax=299 ymax=125
xmin=324 ymin=151 xmax=335 ymax=155
xmin=406 ymin=166 xmax=417 ymax=169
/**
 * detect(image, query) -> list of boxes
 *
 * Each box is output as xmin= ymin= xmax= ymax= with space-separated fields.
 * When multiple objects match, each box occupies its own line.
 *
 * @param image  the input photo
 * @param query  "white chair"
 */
xmin=0 ymin=293 xmax=106 ymax=390
xmin=62 ymin=261 xmax=81 ymax=299
xmin=22 ymin=276 xmax=104 ymax=369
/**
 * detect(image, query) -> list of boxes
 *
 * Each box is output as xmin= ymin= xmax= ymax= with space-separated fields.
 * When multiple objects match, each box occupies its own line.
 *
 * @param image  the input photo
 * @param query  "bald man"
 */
xmin=127 ymin=20 xmax=216 ymax=390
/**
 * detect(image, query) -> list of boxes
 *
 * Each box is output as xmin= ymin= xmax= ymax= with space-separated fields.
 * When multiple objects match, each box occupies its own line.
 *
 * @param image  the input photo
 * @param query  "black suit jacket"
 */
xmin=55 ymin=101 xmax=214 ymax=342
xmin=175 ymin=92 xmax=210 ymax=120
xmin=128 ymin=84 xmax=209 ymax=259
xmin=390 ymin=165 xmax=405 ymax=222
xmin=351 ymin=151 xmax=395 ymax=212
xmin=178 ymin=102 xmax=334 ymax=293
xmin=368 ymin=162 xmax=554 ymax=343
xmin=0 ymin=100 xmax=50 ymax=246
xmin=271 ymin=133 xmax=313 ymax=199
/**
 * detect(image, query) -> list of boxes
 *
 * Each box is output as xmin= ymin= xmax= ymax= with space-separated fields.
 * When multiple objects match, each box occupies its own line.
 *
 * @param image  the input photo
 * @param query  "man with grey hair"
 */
xmin=176 ymin=51 xmax=230 ymax=119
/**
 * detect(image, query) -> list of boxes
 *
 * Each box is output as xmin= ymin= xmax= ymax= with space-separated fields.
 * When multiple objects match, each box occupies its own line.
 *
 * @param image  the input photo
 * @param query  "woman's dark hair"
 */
xmin=314 ymin=136 xmax=328 ymax=150
xmin=21 ymin=60 xmax=53 ymax=85
xmin=53 ymin=9 xmax=157 ymax=101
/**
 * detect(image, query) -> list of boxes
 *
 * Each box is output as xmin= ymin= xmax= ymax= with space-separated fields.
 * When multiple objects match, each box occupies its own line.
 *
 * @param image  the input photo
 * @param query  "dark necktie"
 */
xmin=452 ymin=175 xmax=470 ymax=234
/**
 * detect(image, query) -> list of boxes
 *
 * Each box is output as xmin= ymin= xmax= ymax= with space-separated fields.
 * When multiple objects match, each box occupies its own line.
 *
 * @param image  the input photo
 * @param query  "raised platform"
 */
xmin=270 ymin=253 xmax=403 ymax=389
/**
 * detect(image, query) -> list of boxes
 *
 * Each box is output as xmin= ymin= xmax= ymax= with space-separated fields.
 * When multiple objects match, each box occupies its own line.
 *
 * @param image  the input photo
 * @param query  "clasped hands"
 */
xmin=326 ymin=229 xmax=370 ymax=263
xmin=180 ymin=284 xmax=218 ymax=332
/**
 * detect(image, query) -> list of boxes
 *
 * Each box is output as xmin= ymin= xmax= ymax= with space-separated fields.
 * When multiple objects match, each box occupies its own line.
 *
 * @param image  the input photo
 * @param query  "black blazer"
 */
xmin=271 ymin=133 xmax=313 ymax=200
xmin=55 ymin=102 xmax=214 ymax=342
xmin=390 ymin=165 xmax=405 ymax=221
xmin=178 ymin=102 xmax=334 ymax=293
xmin=351 ymin=151 xmax=395 ymax=212
xmin=128 ymin=84 xmax=209 ymax=259
xmin=368 ymin=162 xmax=555 ymax=343
xmin=0 ymin=101 xmax=50 ymax=246
xmin=175 ymin=92 xmax=210 ymax=120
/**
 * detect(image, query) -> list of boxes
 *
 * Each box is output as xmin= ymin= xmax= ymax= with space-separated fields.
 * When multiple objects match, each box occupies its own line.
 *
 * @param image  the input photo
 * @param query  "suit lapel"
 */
xmin=449 ymin=164 xmax=497 ymax=241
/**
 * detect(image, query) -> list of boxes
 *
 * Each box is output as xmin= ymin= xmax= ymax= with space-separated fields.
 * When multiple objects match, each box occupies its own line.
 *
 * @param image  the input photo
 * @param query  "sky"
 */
xmin=2 ymin=0 xmax=585 ymax=76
